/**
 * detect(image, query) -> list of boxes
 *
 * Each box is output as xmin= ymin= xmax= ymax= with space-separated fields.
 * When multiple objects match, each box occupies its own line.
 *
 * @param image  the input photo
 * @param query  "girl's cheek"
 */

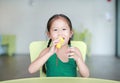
xmin=51 ymin=34 xmax=58 ymax=40
xmin=64 ymin=30 xmax=71 ymax=36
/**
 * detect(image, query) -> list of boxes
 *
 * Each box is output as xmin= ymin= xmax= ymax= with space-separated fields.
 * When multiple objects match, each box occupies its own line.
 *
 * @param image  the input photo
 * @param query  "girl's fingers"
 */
xmin=67 ymin=52 xmax=75 ymax=59
xmin=49 ymin=40 xmax=58 ymax=53
xmin=67 ymin=52 xmax=74 ymax=56
xmin=67 ymin=47 xmax=77 ymax=56
xmin=52 ymin=39 xmax=60 ymax=47
xmin=67 ymin=47 xmax=75 ymax=52
xmin=68 ymin=55 xmax=74 ymax=59
xmin=53 ymin=38 xmax=60 ymax=43
xmin=68 ymin=54 xmax=79 ymax=61
xmin=67 ymin=50 xmax=80 ymax=61
xmin=67 ymin=47 xmax=83 ymax=61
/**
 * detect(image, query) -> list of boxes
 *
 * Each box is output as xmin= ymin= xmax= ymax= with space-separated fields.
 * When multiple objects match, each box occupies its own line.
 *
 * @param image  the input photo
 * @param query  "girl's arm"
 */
xmin=28 ymin=48 xmax=53 ymax=74
xmin=67 ymin=47 xmax=89 ymax=77
xmin=76 ymin=55 xmax=89 ymax=77
xmin=28 ymin=40 xmax=58 ymax=74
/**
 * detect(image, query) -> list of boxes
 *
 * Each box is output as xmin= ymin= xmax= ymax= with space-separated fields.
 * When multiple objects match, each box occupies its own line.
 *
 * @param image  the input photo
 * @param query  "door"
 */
xmin=116 ymin=0 xmax=120 ymax=57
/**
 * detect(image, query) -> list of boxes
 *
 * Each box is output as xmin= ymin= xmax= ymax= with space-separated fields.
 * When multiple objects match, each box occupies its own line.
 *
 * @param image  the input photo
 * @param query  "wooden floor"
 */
xmin=0 ymin=54 xmax=120 ymax=81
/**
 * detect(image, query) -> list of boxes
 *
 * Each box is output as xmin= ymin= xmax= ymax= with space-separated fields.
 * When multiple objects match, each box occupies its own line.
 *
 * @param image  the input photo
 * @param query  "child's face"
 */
xmin=48 ymin=18 xmax=73 ymax=44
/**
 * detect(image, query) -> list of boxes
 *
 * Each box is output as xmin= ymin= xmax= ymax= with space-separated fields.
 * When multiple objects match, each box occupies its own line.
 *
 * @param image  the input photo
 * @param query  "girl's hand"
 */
xmin=67 ymin=47 xmax=89 ymax=77
xmin=68 ymin=47 xmax=89 ymax=77
xmin=67 ymin=47 xmax=83 ymax=61
xmin=48 ymin=38 xmax=59 ymax=55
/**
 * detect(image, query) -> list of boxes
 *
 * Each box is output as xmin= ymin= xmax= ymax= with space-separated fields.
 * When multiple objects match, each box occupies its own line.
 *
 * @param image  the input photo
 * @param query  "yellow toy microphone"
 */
xmin=56 ymin=36 xmax=64 ymax=49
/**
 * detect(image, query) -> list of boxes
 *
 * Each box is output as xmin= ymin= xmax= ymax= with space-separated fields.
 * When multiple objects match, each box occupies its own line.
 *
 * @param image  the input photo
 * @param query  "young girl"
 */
xmin=28 ymin=14 xmax=89 ymax=77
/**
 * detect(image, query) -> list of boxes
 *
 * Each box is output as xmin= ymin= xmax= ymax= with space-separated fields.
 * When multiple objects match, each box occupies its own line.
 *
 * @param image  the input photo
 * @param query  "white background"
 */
xmin=0 ymin=0 xmax=115 ymax=56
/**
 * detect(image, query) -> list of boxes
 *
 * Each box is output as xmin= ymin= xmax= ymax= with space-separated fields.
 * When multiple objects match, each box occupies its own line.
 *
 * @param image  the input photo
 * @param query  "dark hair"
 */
xmin=42 ymin=14 xmax=73 ymax=74
xmin=47 ymin=14 xmax=73 ymax=32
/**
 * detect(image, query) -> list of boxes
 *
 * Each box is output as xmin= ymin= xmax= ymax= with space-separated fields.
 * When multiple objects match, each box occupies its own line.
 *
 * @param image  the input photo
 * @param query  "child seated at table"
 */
xmin=28 ymin=14 xmax=89 ymax=77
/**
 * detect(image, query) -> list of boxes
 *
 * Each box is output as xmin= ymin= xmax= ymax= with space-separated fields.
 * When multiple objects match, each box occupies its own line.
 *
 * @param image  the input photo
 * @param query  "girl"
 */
xmin=28 ymin=14 xmax=89 ymax=77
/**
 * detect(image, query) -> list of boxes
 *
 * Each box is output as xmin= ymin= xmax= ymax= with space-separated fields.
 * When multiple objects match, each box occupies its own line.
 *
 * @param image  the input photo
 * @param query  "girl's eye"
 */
xmin=63 ymin=28 xmax=66 ymax=30
xmin=54 ymin=29 xmax=57 ymax=31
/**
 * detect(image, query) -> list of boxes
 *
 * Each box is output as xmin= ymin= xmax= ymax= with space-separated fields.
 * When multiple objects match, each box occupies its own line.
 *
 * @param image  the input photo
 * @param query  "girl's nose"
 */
xmin=58 ymin=30 xmax=62 ymax=35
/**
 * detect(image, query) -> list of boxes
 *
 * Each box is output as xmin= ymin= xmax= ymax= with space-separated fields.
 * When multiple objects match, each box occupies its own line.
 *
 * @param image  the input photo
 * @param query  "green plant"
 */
xmin=73 ymin=29 xmax=92 ymax=56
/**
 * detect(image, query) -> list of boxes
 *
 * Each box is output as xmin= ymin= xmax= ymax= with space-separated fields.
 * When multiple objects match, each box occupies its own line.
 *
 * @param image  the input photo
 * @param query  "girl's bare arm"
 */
xmin=67 ymin=47 xmax=89 ymax=77
xmin=28 ymin=48 xmax=53 ymax=74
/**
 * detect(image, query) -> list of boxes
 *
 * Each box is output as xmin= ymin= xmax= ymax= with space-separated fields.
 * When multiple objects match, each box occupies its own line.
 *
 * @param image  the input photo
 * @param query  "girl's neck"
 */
xmin=56 ymin=44 xmax=69 ymax=62
xmin=56 ymin=44 xmax=69 ymax=52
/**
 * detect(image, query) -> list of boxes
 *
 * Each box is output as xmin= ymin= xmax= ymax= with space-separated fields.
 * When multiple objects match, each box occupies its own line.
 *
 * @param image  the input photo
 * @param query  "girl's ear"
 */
xmin=47 ymin=32 xmax=51 ymax=38
xmin=70 ymin=30 xmax=73 ymax=38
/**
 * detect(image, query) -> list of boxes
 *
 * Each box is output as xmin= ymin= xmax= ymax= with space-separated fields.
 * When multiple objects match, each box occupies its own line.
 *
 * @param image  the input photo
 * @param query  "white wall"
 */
xmin=0 ymin=0 xmax=115 ymax=56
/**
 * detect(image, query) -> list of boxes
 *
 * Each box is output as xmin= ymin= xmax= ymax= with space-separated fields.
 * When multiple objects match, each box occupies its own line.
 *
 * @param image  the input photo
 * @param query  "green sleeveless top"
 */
xmin=46 ymin=53 xmax=77 ymax=77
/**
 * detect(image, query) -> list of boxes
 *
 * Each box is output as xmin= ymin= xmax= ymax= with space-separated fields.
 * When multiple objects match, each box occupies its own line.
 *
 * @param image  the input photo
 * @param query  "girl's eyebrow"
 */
xmin=50 ymin=26 xmax=57 ymax=28
xmin=51 ymin=25 xmax=68 ymax=29
xmin=62 ymin=26 xmax=67 ymax=28
xmin=62 ymin=26 xmax=69 ymax=29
